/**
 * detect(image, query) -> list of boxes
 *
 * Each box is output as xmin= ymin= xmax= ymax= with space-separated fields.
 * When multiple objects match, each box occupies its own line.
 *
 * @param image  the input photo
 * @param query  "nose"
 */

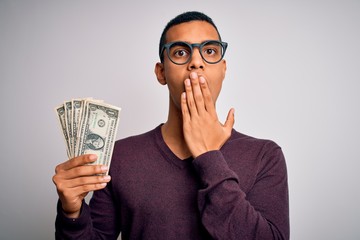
xmin=188 ymin=47 xmax=204 ymax=70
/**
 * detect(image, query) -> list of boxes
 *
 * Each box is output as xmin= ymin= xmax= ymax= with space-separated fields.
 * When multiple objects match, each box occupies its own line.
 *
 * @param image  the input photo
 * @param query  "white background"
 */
xmin=0 ymin=1 xmax=359 ymax=239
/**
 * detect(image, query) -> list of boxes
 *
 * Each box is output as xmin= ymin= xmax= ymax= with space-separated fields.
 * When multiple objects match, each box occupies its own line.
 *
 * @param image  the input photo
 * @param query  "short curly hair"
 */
xmin=158 ymin=11 xmax=222 ymax=62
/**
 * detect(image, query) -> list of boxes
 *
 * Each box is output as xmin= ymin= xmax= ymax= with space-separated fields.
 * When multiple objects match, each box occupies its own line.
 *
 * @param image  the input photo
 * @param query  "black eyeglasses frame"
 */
xmin=160 ymin=40 xmax=228 ymax=65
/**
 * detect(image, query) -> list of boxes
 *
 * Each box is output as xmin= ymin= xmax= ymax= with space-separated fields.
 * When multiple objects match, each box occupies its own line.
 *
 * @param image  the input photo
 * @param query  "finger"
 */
xmin=56 ymin=154 xmax=97 ymax=173
xmin=224 ymin=108 xmax=235 ymax=131
xmin=63 ymin=174 xmax=111 ymax=189
xmin=82 ymin=182 xmax=109 ymax=192
xmin=184 ymin=78 xmax=197 ymax=116
xmin=181 ymin=92 xmax=190 ymax=122
xmin=189 ymin=72 xmax=206 ymax=115
xmin=64 ymin=182 xmax=109 ymax=197
xmin=63 ymin=164 xmax=109 ymax=179
xmin=199 ymin=76 xmax=216 ymax=115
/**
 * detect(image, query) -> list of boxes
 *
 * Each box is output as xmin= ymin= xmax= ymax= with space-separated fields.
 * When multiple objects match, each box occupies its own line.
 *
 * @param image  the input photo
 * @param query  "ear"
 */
xmin=222 ymin=59 xmax=227 ymax=80
xmin=155 ymin=62 xmax=167 ymax=85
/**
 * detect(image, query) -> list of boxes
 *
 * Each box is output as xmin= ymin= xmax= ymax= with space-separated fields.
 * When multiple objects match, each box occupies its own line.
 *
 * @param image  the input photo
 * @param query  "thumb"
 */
xmin=224 ymin=108 xmax=235 ymax=130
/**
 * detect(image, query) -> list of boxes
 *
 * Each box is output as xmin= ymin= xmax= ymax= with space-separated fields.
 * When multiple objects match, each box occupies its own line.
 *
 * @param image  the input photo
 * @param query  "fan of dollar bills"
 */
xmin=55 ymin=98 xmax=121 ymax=174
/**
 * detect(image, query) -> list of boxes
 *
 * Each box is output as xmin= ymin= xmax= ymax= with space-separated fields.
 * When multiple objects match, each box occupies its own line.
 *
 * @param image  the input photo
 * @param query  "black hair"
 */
xmin=159 ymin=11 xmax=221 ymax=62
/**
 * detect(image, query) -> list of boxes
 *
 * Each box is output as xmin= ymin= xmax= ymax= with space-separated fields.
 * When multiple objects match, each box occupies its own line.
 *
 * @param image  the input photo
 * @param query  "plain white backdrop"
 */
xmin=0 ymin=1 xmax=359 ymax=239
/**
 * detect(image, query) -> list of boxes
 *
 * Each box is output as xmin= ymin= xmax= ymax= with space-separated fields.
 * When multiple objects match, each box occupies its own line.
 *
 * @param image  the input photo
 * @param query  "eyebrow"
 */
xmin=168 ymin=39 xmax=221 ymax=44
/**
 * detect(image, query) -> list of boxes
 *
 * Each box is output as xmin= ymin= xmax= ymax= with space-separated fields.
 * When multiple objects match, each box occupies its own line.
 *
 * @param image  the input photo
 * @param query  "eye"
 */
xmin=174 ymin=49 xmax=190 ymax=58
xmin=203 ymin=43 xmax=222 ymax=57
xmin=204 ymin=48 xmax=217 ymax=56
xmin=169 ymin=42 xmax=191 ymax=59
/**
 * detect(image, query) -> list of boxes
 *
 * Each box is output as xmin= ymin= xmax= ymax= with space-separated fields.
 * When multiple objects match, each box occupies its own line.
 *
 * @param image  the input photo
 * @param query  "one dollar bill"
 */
xmin=55 ymin=98 xmax=121 ymax=175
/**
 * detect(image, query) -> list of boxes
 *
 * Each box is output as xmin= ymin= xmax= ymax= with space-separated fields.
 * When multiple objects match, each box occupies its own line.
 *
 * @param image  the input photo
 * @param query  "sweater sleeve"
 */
xmin=55 ymin=199 xmax=94 ymax=239
xmin=192 ymin=143 xmax=289 ymax=240
xmin=55 ymin=182 xmax=120 ymax=240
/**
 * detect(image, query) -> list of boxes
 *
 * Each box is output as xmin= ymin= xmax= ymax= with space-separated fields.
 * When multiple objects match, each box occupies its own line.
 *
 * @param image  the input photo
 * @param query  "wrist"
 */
xmin=63 ymin=209 xmax=81 ymax=219
xmin=60 ymin=202 xmax=82 ymax=219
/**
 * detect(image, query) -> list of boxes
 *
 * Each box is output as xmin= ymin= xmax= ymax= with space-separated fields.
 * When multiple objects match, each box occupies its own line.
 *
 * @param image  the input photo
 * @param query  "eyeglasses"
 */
xmin=160 ymin=40 xmax=228 ymax=65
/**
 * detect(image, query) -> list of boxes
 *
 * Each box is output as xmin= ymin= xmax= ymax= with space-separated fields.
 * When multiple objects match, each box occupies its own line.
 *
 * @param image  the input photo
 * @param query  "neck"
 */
xmin=161 ymin=98 xmax=192 ymax=160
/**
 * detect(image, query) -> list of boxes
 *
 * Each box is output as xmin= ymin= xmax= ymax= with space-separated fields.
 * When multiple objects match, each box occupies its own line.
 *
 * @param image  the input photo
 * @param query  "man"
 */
xmin=53 ymin=11 xmax=289 ymax=239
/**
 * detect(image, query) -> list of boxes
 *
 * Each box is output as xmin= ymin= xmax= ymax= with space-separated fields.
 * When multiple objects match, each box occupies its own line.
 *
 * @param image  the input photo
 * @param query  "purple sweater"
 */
xmin=56 ymin=125 xmax=289 ymax=239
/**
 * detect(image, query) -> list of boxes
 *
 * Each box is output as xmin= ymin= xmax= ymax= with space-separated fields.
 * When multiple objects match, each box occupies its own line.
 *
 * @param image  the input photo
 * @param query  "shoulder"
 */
xmin=223 ymin=129 xmax=286 ymax=171
xmin=223 ymin=129 xmax=287 ymax=191
xmin=226 ymin=129 xmax=282 ymax=154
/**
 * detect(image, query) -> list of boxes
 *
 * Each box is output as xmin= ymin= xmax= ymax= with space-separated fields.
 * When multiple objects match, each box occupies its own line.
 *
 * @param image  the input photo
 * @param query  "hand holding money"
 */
xmin=53 ymin=154 xmax=111 ymax=218
xmin=52 ymin=98 xmax=121 ymax=218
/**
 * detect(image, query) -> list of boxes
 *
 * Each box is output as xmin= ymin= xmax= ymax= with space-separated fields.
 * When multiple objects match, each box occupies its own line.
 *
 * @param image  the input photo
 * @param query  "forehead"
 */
xmin=165 ymin=21 xmax=220 ymax=43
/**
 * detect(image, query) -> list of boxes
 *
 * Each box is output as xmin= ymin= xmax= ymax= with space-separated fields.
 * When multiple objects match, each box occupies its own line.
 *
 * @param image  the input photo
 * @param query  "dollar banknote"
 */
xmin=55 ymin=105 xmax=71 ymax=158
xmin=55 ymin=98 xmax=121 ymax=174
xmin=64 ymin=101 xmax=74 ymax=157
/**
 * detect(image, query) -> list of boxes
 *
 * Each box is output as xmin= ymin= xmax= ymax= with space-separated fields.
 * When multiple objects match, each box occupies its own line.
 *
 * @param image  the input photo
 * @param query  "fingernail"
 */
xmin=190 ymin=72 xmax=197 ymax=78
xmin=89 ymin=154 xmax=97 ymax=161
xmin=199 ymin=76 xmax=205 ymax=84
xmin=103 ymin=175 xmax=111 ymax=181
xmin=185 ymin=79 xmax=190 ymax=86
xmin=101 ymin=165 xmax=108 ymax=171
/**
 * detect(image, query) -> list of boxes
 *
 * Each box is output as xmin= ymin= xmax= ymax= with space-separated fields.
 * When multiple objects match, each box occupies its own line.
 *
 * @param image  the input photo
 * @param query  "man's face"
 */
xmin=156 ymin=20 xmax=227 ymax=110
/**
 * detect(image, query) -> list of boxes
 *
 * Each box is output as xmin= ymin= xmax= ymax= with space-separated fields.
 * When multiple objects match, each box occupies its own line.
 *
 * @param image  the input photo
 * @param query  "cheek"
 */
xmin=167 ymin=82 xmax=183 ymax=98
xmin=167 ymin=83 xmax=184 ymax=109
xmin=164 ymin=75 xmax=185 ymax=107
xmin=164 ymin=66 xmax=187 ymax=92
xmin=208 ymin=74 xmax=225 ymax=101
xmin=210 ymin=82 xmax=223 ymax=102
